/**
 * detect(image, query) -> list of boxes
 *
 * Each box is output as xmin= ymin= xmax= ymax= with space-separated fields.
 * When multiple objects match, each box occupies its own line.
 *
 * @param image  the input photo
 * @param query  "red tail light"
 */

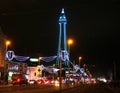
xmin=17 ymin=78 xmax=21 ymax=82
xmin=10 ymin=79 xmax=13 ymax=83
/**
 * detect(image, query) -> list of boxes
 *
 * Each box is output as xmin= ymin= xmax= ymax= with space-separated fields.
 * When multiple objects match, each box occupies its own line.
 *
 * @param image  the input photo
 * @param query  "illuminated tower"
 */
xmin=56 ymin=8 xmax=69 ymax=67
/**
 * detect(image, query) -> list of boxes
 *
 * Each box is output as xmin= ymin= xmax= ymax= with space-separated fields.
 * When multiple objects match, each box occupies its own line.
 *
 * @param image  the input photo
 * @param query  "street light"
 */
xmin=67 ymin=38 xmax=74 ymax=58
xmin=67 ymin=38 xmax=74 ymax=77
xmin=38 ymin=57 xmax=42 ymax=65
xmin=4 ymin=40 xmax=11 ymax=84
xmin=5 ymin=40 xmax=11 ymax=53
xmin=79 ymin=56 xmax=82 ymax=67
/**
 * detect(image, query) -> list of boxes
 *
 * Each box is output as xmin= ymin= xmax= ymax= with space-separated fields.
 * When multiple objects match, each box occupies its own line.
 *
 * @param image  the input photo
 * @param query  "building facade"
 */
xmin=0 ymin=27 xmax=6 ymax=81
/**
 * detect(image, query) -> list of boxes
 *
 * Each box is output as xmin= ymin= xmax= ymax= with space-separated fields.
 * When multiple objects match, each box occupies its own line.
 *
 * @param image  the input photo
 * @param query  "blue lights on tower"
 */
xmin=56 ymin=8 xmax=69 ymax=67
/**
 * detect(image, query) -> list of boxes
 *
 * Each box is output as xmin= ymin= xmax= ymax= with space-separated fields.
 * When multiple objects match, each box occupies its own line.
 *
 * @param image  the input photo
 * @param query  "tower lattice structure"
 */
xmin=56 ymin=8 xmax=69 ymax=67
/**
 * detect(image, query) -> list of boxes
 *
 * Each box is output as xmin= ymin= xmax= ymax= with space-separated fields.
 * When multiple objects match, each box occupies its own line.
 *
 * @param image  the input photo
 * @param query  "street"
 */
xmin=0 ymin=83 xmax=120 ymax=93
xmin=52 ymin=84 xmax=120 ymax=93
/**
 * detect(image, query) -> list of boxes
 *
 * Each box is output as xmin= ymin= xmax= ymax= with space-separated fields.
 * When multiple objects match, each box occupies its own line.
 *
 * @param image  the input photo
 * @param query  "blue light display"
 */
xmin=14 ymin=55 xmax=30 ymax=61
xmin=41 ymin=56 xmax=57 ymax=62
xmin=56 ymin=8 xmax=68 ymax=67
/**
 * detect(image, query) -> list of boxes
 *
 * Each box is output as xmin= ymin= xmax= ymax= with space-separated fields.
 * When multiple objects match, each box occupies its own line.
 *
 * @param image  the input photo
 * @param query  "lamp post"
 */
xmin=4 ymin=40 xmax=11 ymax=84
xmin=79 ymin=56 xmax=82 ymax=67
xmin=67 ymin=38 xmax=74 ymax=60
xmin=38 ymin=57 xmax=42 ymax=65
xmin=5 ymin=41 xmax=11 ymax=52
xmin=5 ymin=41 xmax=11 ymax=60
xmin=67 ymin=38 xmax=74 ymax=78
xmin=5 ymin=40 xmax=11 ymax=62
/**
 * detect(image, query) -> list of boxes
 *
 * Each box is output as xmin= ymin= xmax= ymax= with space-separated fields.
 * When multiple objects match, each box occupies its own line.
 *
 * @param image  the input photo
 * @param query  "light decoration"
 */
xmin=41 ymin=65 xmax=59 ymax=74
xmin=60 ymin=50 xmax=69 ymax=61
xmin=74 ymin=64 xmax=80 ymax=72
xmin=6 ymin=51 xmax=69 ymax=63
xmin=41 ymin=56 xmax=57 ymax=62
xmin=14 ymin=55 xmax=30 ymax=61
xmin=9 ymin=65 xmax=19 ymax=71
xmin=6 ymin=50 xmax=15 ymax=61
xmin=74 ymin=64 xmax=87 ymax=75
xmin=6 ymin=50 xmax=29 ymax=61
xmin=29 ymin=58 xmax=39 ymax=62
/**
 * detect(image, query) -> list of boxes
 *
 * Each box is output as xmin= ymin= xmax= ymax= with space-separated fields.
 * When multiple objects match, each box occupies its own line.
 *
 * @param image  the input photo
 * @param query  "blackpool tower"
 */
xmin=56 ymin=8 xmax=69 ymax=67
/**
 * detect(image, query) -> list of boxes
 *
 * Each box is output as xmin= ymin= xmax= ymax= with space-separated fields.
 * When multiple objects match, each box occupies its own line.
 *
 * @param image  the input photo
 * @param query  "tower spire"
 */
xmin=61 ymin=8 xmax=64 ymax=14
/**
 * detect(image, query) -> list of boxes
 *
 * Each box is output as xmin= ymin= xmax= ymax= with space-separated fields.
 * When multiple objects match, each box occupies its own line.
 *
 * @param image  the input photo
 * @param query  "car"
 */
xmin=44 ymin=79 xmax=50 ymax=84
xmin=11 ymin=73 xmax=28 ymax=86
xmin=28 ymin=80 xmax=37 ymax=84
xmin=37 ymin=79 xmax=45 ymax=84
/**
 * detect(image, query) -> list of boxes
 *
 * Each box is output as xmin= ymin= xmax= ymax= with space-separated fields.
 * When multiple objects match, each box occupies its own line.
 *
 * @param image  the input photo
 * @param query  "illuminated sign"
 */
xmin=29 ymin=58 xmax=39 ymax=62
xmin=9 ymin=65 xmax=19 ymax=71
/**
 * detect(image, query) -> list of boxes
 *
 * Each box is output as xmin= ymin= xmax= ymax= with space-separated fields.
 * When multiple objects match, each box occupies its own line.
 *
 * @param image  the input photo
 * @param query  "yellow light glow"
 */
xmin=39 ymin=57 xmax=42 ymax=60
xmin=79 ymin=56 xmax=82 ymax=60
xmin=68 ymin=39 xmax=73 ymax=45
xmin=6 ymin=41 xmax=11 ymax=46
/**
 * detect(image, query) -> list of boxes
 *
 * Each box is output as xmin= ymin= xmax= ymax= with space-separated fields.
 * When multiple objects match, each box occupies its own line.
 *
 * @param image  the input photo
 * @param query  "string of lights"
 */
xmin=41 ymin=56 xmax=57 ymax=62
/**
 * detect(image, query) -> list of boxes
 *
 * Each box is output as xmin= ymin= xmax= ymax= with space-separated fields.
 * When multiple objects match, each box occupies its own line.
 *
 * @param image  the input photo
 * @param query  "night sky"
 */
xmin=0 ymin=0 xmax=120 ymax=78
